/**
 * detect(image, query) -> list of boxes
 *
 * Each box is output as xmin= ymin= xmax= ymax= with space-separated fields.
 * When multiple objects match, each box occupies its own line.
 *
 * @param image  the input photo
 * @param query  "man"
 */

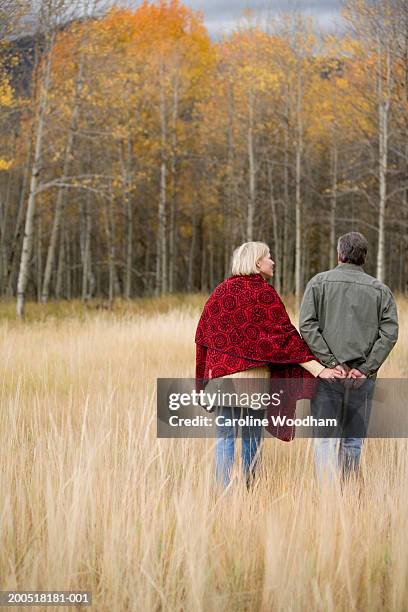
xmin=299 ymin=231 xmax=398 ymax=481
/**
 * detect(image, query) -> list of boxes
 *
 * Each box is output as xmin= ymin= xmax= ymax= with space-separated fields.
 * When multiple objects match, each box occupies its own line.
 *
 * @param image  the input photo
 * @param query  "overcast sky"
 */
xmin=182 ymin=0 xmax=345 ymax=37
xmin=25 ymin=1 xmax=346 ymax=39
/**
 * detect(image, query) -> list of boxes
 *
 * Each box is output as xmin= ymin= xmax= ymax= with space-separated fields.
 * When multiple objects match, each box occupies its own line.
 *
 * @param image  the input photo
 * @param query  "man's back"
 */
xmin=299 ymin=262 xmax=398 ymax=376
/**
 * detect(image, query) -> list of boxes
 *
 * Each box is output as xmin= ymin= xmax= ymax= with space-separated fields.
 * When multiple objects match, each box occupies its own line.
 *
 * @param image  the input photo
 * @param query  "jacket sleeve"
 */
xmin=299 ymin=280 xmax=339 ymax=368
xmin=358 ymin=288 xmax=399 ymax=376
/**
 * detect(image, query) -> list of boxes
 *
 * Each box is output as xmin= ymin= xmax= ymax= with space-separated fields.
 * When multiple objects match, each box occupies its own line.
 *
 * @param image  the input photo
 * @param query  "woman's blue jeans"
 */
xmin=215 ymin=406 xmax=264 ymax=487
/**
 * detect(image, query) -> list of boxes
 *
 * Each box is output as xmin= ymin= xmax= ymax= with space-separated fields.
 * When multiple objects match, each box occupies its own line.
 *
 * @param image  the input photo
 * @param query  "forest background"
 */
xmin=1 ymin=0 xmax=408 ymax=316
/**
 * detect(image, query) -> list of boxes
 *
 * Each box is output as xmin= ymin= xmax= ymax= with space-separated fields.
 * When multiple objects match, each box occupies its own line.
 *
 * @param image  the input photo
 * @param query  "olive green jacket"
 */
xmin=299 ymin=263 xmax=398 ymax=376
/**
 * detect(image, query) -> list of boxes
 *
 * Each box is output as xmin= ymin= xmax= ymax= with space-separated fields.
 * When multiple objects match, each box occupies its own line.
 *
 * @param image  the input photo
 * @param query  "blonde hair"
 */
xmin=231 ymin=241 xmax=270 ymax=276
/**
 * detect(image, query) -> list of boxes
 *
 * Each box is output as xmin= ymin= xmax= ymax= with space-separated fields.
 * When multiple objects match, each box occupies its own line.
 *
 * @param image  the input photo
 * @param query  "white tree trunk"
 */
xmin=55 ymin=227 xmax=65 ymax=299
xmin=329 ymin=139 xmax=338 ymax=269
xmin=81 ymin=190 xmax=92 ymax=301
xmin=119 ymin=136 xmax=133 ymax=299
xmin=41 ymin=52 xmax=84 ymax=302
xmin=267 ymin=158 xmax=281 ymax=292
xmin=376 ymin=44 xmax=391 ymax=281
xmin=156 ymin=62 xmax=167 ymax=295
xmin=105 ymin=192 xmax=117 ymax=307
xmin=282 ymin=88 xmax=291 ymax=293
xmin=247 ymin=90 xmax=255 ymax=242
xmin=295 ymin=71 xmax=303 ymax=311
xmin=16 ymin=34 xmax=54 ymax=318
xmin=168 ymin=78 xmax=178 ymax=293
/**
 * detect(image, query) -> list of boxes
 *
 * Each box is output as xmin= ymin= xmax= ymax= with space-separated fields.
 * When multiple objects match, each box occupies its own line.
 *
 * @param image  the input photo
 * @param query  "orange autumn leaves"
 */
xmin=23 ymin=1 xmax=383 ymax=218
xmin=43 ymin=2 xmax=376 ymax=157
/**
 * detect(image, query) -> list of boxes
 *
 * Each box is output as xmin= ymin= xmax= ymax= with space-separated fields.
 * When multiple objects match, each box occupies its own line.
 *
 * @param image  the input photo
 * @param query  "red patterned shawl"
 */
xmin=195 ymin=273 xmax=318 ymax=441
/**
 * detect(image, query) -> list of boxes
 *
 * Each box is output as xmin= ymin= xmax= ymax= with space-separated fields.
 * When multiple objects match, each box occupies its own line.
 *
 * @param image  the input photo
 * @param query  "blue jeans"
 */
xmin=314 ymin=437 xmax=364 ymax=482
xmin=215 ymin=406 xmax=264 ymax=487
xmin=311 ymin=378 xmax=375 ymax=481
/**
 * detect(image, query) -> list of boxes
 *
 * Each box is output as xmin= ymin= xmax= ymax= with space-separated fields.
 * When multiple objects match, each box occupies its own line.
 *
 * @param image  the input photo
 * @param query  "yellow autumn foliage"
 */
xmin=0 ymin=158 xmax=13 ymax=170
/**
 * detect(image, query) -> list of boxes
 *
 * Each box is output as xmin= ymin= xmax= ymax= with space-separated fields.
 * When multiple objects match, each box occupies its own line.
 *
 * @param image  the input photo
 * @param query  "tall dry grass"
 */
xmin=1 ymin=298 xmax=408 ymax=611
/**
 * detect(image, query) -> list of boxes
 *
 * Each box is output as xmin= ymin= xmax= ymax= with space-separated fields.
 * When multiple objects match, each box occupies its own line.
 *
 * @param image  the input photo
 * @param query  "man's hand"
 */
xmin=347 ymin=368 xmax=366 ymax=379
xmin=335 ymin=364 xmax=349 ymax=376
xmin=345 ymin=368 xmax=367 ymax=389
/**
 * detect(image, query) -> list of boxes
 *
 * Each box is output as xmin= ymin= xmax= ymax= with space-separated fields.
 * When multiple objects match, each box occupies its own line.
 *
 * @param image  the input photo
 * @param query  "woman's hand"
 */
xmin=318 ymin=367 xmax=346 ymax=382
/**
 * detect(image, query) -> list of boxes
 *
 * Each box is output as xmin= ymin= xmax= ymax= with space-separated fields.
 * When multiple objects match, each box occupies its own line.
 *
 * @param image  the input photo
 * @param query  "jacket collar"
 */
xmin=335 ymin=262 xmax=364 ymax=272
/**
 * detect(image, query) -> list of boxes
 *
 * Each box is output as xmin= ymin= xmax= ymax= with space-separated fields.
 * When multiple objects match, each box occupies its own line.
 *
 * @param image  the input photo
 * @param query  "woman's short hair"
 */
xmin=231 ymin=241 xmax=270 ymax=276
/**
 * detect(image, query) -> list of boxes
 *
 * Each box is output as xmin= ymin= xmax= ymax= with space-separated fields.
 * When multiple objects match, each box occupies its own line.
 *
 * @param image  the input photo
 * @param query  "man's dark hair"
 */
xmin=337 ymin=232 xmax=368 ymax=265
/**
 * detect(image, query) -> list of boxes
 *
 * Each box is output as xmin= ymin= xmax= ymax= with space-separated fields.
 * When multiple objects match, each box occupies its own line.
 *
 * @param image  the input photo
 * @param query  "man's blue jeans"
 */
xmin=311 ymin=378 xmax=375 ymax=481
xmin=314 ymin=437 xmax=364 ymax=481
xmin=215 ymin=406 xmax=264 ymax=487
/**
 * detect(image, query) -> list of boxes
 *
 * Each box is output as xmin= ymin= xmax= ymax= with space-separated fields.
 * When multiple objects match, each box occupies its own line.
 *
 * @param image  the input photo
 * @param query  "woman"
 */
xmin=195 ymin=241 xmax=345 ymax=488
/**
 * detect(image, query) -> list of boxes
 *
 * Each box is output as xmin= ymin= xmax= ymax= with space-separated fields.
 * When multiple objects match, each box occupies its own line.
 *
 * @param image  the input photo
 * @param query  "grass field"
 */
xmin=0 ymin=296 xmax=407 ymax=611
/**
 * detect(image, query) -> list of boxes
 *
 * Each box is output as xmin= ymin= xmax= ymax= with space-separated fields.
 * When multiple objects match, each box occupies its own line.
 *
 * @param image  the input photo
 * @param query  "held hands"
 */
xmin=318 ymin=363 xmax=367 ymax=387
xmin=318 ymin=367 xmax=347 ymax=383
xmin=347 ymin=367 xmax=366 ymax=379
xmin=335 ymin=364 xmax=367 ymax=380
xmin=343 ymin=367 xmax=367 ymax=389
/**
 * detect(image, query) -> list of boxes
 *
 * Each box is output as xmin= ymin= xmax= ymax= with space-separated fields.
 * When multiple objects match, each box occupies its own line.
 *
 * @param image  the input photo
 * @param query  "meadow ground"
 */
xmin=0 ymin=295 xmax=408 ymax=611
